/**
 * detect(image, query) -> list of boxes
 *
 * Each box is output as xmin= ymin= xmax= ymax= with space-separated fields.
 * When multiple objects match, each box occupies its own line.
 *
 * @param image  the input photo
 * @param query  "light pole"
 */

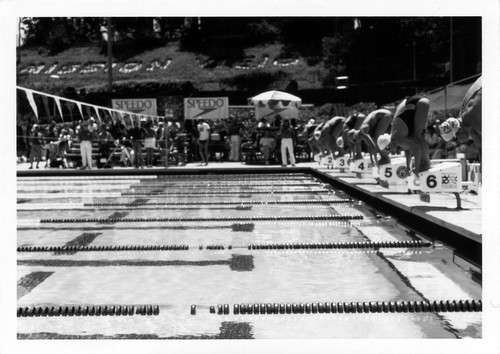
xmin=449 ymin=17 xmax=454 ymax=83
xmin=17 ymin=17 xmax=23 ymax=64
xmin=107 ymin=17 xmax=113 ymax=92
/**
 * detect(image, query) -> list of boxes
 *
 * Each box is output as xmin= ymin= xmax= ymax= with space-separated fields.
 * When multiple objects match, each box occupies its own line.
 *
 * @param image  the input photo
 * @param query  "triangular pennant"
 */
xmin=75 ymin=102 xmax=83 ymax=118
xmin=93 ymin=106 xmax=101 ymax=122
xmin=108 ymin=109 xmax=116 ymax=123
xmin=25 ymin=89 xmax=39 ymax=119
xmin=54 ymin=97 xmax=64 ymax=120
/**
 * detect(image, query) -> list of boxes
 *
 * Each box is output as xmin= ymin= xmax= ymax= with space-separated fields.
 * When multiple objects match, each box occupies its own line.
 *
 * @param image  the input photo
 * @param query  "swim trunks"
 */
xmin=396 ymin=95 xmax=425 ymax=137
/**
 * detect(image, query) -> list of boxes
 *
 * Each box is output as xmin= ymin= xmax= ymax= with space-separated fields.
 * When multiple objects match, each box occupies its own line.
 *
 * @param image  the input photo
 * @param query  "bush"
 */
xmin=221 ymin=70 xmax=289 ymax=91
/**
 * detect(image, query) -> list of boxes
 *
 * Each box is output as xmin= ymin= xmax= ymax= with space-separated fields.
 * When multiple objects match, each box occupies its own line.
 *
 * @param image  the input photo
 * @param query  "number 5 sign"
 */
xmin=378 ymin=157 xmax=407 ymax=183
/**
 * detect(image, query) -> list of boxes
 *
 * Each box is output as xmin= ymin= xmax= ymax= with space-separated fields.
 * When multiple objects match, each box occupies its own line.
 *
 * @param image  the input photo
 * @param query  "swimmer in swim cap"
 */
xmin=315 ymin=116 xmax=347 ymax=157
xmin=389 ymin=95 xmax=431 ymax=176
xmin=439 ymin=117 xmax=461 ymax=142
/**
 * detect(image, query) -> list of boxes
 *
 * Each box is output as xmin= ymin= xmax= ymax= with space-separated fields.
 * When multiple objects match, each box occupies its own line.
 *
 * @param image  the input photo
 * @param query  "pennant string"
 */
xmin=16 ymin=86 xmax=164 ymax=122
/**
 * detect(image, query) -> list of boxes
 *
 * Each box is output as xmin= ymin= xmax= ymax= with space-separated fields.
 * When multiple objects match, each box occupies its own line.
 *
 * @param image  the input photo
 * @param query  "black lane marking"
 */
xmin=18 ymin=255 xmax=255 ymax=272
xmin=17 ymin=272 xmax=54 ymax=300
xmin=131 ymin=198 xmax=150 ymax=204
xmin=18 ymin=223 xmax=256 ymax=231
xmin=64 ymin=233 xmax=102 ymax=247
xmin=97 ymin=212 xmax=129 ymax=225
xmin=17 ymin=322 xmax=254 ymax=339
xmin=218 ymin=321 xmax=254 ymax=339
xmin=55 ymin=233 xmax=102 ymax=255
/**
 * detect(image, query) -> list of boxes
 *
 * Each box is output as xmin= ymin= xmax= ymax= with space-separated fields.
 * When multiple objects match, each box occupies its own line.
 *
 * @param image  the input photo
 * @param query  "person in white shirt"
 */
xmin=197 ymin=118 xmax=211 ymax=166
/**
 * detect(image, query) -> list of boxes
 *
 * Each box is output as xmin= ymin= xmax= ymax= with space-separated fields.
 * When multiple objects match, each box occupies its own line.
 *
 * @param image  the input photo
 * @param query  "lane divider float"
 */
xmin=198 ymin=300 xmax=481 ymax=315
xmin=17 ymin=245 xmax=189 ymax=252
xmin=39 ymin=214 xmax=364 ymax=224
xmin=120 ymin=190 xmax=330 ymax=196
xmin=247 ymin=240 xmax=431 ymax=250
xmin=18 ymin=240 xmax=428 ymax=253
xmin=83 ymin=199 xmax=352 ymax=207
xmin=17 ymin=305 xmax=160 ymax=317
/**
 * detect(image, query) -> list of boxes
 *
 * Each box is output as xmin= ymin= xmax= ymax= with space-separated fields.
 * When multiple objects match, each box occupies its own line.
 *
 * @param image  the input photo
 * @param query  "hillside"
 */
xmin=17 ymin=41 xmax=329 ymax=97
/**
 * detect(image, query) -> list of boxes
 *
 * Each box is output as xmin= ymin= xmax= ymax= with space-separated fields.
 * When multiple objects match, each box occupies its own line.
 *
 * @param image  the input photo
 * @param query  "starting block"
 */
xmin=320 ymin=154 xmax=350 ymax=171
xmin=410 ymin=162 xmax=465 ymax=209
xmin=377 ymin=157 xmax=408 ymax=182
xmin=466 ymin=163 xmax=481 ymax=194
xmin=349 ymin=158 xmax=372 ymax=174
xmin=419 ymin=162 xmax=462 ymax=193
xmin=334 ymin=155 xmax=350 ymax=171
xmin=377 ymin=157 xmax=409 ymax=191
xmin=319 ymin=154 xmax=335 ymax=169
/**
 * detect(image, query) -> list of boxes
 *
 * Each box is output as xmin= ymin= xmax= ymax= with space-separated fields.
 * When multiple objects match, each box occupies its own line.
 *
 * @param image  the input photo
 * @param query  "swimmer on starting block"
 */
xmin=341 ymin=112 xmax=366 ymax=159
xmin=313 ymin=116 xmax=346 ymax=158
xmin=376 ymin=95 xmax=431 ymax=177
xmin=345 ymin=109 xmax=393 ymax=167
xmin=439 ymin=76 xmax=482 ymax=163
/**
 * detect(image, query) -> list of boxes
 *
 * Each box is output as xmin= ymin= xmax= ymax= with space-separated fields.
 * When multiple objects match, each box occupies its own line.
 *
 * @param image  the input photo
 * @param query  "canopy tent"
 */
xmin=248 ymin=90 xmax=302 ymax=120
xmin=426 ymin=82 xmax=473 ymax=113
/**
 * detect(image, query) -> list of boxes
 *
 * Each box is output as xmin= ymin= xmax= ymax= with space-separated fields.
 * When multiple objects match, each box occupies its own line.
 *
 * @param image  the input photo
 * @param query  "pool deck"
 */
xmin=16 ymin=160 xmax=482 ymax=261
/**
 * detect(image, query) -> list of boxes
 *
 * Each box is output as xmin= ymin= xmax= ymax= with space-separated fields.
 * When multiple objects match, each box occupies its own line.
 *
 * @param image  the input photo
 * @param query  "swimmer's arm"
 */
xmin=412 ymin=146 xmax=422 ymax=176
xmin=404 ymin=149 xmax=413 ymax=173
xmin=358 ymin=130 xmax=376 ymax=152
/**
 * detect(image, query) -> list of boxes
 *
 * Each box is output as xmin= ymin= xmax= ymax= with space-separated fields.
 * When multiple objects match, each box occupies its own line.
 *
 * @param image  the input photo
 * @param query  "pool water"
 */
xmin=17 ymin=173 xmax=482 ymax=339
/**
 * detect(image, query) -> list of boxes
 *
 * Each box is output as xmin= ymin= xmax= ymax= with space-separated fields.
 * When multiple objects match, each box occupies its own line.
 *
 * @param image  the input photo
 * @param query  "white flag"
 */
xmin=54 ymin=97 xmax=64 ymax=120
xmin=25 ymin=89 xmax=38 ymax=119
xmin=76 ymin=102 xmax=83 ymax=118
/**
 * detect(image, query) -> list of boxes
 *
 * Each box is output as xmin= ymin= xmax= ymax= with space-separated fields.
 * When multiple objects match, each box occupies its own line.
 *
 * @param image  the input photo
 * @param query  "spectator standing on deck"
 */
xmin=228 ymin=118 xmax=243 ymax=162
xmin=128 ymin=119 xmax=145 ymax=169
xmin=96 ymin=124 xmax=113 ymax=168
xmin=58 ymin=128 xmax=71 ymax=168
xmin=144 ymin=121 xmax=157 ymax=167
xmin=77 ymin=120 xmax=94 ymax=170
xmin=197 ymin=118 xmax=210 ymax=166
xmin=279 ymin=119 xmax=296 ymax=167
xmin=377 ymin=95 xmax=431 ymax=176
xmin=259 ymin=129 xmax=276 ymax=165
xmin=28 ymin=124 xmax=43 ymax=169
xmin=43 ymin=120 xmax=58 ymax=168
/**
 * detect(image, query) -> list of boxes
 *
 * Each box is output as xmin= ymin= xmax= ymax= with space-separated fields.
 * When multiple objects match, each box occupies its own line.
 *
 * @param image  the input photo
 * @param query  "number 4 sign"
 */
xmin=350 ymin=158 xmax=370 ymax=173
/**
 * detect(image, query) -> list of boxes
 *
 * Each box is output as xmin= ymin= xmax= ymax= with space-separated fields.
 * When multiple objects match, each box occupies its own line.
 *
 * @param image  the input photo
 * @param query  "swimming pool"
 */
xmin=17 ymin=172 xmax=481 ymax=339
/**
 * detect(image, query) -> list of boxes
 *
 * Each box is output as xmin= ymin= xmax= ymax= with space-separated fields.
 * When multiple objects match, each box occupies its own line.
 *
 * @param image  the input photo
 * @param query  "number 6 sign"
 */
xmin=419 ymin=162 xmax=462 ymax=193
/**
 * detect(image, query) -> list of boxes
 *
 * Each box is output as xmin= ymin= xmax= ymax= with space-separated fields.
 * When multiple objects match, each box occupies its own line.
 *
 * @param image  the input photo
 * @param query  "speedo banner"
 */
xmin=184 ymin=97 xmax=229 ymax=120
xmin=112 ymin=98 xmax=157 ymax=116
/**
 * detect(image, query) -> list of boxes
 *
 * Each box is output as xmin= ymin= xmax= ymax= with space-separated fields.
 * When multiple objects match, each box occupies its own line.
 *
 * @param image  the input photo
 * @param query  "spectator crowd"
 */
xmin=16 ymin=102 xmax=480 ymax=170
